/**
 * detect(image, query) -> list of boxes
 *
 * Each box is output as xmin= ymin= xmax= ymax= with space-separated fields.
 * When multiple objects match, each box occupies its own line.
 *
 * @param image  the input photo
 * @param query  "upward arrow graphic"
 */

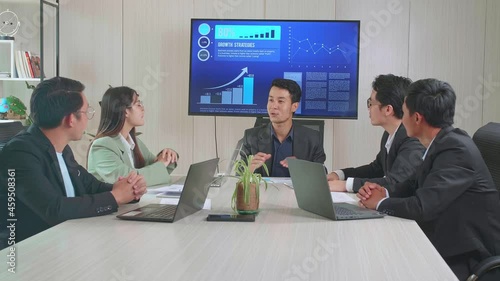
xmin=205 ymin=67 xmax=249 ymax=90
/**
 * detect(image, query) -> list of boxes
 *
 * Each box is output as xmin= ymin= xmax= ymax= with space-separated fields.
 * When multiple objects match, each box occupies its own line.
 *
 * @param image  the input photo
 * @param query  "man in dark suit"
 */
xmin=357 ymin=78 xmax=500 ymax=280
xmin=0 ymin=77 xmax=148 ymax=248
xmin=328 ymin=74 xmax=425 ymax=193
xmin=240 ymin=78 xmax=326 ymax=177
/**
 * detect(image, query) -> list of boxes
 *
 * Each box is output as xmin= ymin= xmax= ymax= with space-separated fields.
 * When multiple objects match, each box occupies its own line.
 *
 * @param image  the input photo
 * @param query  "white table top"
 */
xmin=0 ymin=180 xmax=458 ymax=281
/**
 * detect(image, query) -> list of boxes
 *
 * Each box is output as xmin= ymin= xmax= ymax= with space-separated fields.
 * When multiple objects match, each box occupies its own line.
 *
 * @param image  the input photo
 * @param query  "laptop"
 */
xmin=117 ymin=158 xmax=219 ymax=222
xmin=287 ymin=158 xmax=385 ymax=220
xmin=174 ymin=138 xmax=243 ymax=187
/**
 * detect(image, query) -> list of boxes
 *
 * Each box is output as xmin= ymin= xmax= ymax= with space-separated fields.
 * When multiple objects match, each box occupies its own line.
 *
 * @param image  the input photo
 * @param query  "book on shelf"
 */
xmin=14 ymin=51 xmax=23 ymax=78
xmin=13 ymin=50 xmax=42 ymax=79
xmin=24 ymin=51 xmax=35 ymax=78
xmin=30 ymin=55 xmax=41 ymax=78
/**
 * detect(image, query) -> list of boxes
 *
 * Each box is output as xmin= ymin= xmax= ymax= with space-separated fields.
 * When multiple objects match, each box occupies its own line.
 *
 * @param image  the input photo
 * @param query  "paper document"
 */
xmin=159 ymin=198 xmax=211 ymax=210
xmin=263 ymin=177 xmax=293 ymax=184
xmin=263 ymin=177 xmax=293 ymax=188
xmin=147 ymin=184 xmax=184 ymax=194
xmin=156 ymin=190 xmax=182 ymax=198
xmin=331 ymin=192 xmax=356 ymax=203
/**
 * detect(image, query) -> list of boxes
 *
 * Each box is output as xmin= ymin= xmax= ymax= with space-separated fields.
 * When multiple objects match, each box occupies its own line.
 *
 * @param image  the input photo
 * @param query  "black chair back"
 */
xmin=253 ymin=117 xmax=325 ymax=147
xmin=473 ymin=122 xmax=500 ymax=192
xmin=0 ymin=121 xmax=25 ymax=151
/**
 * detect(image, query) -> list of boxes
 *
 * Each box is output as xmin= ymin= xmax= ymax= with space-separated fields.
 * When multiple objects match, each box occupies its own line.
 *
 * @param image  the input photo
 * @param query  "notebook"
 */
xmin=116 ymin=158 xmax=219 ymax=223
xmin=175 ymin=138 xmax=243 ymax=187
xmin=287 ymin=158 xmax=385 ymax=220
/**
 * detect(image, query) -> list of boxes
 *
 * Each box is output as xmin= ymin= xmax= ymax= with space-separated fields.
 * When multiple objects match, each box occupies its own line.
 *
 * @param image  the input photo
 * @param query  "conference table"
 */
xmin=0 ymin=179 xmax=458 ymax=281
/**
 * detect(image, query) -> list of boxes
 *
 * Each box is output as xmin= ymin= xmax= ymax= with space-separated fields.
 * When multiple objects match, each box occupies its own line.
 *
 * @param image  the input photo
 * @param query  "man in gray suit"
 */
xmin=357 ymin=78 xmax=500 ymax=280
xmin=240 ymin=78 xmax=326 ymax=177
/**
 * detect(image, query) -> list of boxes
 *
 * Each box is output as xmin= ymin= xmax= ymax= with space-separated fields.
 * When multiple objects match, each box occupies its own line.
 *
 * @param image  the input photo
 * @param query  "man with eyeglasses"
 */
xmin=327 ymin=74 xmax=425 ymax=193
xmin=0 ymin=77 xmax=147 ymax=248
xmin=357 ymin=79 xmax=500 ymax=280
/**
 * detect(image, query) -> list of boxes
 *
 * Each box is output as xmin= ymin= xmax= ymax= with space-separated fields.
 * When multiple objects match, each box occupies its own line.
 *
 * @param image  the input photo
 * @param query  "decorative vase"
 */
xmin=236 ymin=182 xmax=259 ymax=214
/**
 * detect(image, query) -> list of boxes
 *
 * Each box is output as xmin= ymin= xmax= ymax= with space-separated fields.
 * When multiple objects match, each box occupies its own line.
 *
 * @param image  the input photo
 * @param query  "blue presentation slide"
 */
xmin=189 ymin=20 xmax=360 ymax=118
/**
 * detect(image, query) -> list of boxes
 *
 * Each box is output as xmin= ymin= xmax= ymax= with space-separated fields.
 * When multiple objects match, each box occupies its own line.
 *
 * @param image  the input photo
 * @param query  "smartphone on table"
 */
xmin=206 ymin=214 xmax=255 ymax=222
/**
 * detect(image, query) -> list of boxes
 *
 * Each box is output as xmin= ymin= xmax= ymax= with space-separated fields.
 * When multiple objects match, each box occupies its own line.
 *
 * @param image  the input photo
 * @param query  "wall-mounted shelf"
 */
xmin=0 ymin=78 xmax=41 ymax=82
xmin=0 ymin=0 xmax=59 ymax=82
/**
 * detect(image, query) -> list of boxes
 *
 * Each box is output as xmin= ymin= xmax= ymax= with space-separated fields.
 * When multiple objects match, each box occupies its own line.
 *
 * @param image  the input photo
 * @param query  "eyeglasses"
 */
xmin=128 ymin=100 xmax=144 ymax=108
xmin=76 ymin=106 xmax=95 ymax=120
xmin=366 ymin=98 xmax=383 ymax=109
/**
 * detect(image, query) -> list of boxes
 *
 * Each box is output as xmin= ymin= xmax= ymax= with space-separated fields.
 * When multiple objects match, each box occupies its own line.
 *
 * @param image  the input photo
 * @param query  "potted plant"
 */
xmin=231 ymin=155 xmax=269 ymax=214
xmin=4 ymin=95 xmax=27 ymax=120
xmin=0 ymin=95 xmax=32 ymax=126
xmin=0 ymin=82 xmax=35 ymax=124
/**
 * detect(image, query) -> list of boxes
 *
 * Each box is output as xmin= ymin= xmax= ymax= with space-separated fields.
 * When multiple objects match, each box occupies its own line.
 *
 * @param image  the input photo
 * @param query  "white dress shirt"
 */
xmin=376 ymin=134 xmax=435 ymax=210
xmin=119 ymin=134 xmax=136 ymax=167
xmin=336 ymin=125 xmax=401 ymax=192
xmin=56 ymin=152 xmax=75 ymax=197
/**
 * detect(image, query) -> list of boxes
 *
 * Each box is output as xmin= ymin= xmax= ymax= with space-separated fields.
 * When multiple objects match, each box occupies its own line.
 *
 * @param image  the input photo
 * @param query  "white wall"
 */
xmin=408 ymin=0 xmax=486 ymax=134
xmin=53 ymin=0 xmax=500 ymax=173
xmin=483 ymin=0 xmax=500 ymax=123
xmin=333 ymin=0 xmax=410 ymax=169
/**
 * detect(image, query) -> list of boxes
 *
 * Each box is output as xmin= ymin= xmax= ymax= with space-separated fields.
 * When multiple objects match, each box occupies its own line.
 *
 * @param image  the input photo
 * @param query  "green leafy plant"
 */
xmin=4 ymin=95 xmax=32 ymax=125
xmin=24 ymin=82 xmax=36 ymax=125
xmin=25 ymin=81 xmax=36 ymax=90
xmin=230 ymin=154 xmax=269 ymax=213
xmin=5 ymin=95 xmax=26 ymax=116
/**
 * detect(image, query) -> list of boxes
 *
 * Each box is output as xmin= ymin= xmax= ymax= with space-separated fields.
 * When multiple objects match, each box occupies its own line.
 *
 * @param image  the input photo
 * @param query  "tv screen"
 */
xmin=188 ymin=19 xmax=360 ymax=119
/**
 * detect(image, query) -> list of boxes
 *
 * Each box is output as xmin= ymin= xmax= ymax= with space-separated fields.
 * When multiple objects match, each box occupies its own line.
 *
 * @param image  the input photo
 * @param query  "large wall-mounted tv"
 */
xmin=188 ymin=19 xmax=360 ymax=119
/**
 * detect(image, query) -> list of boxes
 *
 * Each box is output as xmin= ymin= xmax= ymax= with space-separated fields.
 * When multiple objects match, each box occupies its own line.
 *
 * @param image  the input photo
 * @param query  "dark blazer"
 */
xmin=342 ymin=125 xmax=425 ymax=192
xmin=241 ymin=122 xmax=326 ymax=176
xmin=0 ymin=126 xmax=118 ymax=246
xmin=379 ymin=126 xmax=500 ymax=260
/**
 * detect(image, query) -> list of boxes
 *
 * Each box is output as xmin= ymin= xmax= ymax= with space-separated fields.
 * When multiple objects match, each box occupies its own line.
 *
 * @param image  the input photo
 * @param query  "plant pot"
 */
xmin=236 ymin=182 xmax=259 ymax=214
xmin=6 ymin=110 xmax=26 ymax=120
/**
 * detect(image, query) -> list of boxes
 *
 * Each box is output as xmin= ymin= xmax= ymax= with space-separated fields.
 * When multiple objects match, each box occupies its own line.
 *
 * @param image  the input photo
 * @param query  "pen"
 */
xmin=263 ymin=177 xmax=273 ymax=183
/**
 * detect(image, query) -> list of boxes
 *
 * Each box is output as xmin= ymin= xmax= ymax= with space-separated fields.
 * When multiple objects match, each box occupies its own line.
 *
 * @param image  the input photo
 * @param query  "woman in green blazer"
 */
xmin=87 ymin=86 xmax=178 ymax=186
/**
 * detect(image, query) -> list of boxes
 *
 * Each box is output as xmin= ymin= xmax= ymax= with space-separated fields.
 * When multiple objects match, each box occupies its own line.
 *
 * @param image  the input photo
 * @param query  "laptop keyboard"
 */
xmin=334 ymin=206 xmax=358 ymax=216
xmin=146 ymin=205 xmax=177 ymax=219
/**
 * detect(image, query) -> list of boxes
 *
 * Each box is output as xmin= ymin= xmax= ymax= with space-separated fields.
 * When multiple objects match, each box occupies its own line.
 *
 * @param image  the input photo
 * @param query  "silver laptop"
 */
xmin=287 ymin=158 xmax=385 ymax=220
xmin=175 ymin=138 xmax=243 ymax=187
xmin=117 ymin=158 xmax=219 ymax=222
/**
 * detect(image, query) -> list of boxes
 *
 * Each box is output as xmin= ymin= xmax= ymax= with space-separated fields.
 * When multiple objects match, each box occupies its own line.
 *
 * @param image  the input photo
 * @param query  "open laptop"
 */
xmin=287 ymin=158 xmax=385 ymax=220
xmin=174 ymin=138 xmax=243 ymax=187
xmin=117 ymin=158 xmax=219 ymax=223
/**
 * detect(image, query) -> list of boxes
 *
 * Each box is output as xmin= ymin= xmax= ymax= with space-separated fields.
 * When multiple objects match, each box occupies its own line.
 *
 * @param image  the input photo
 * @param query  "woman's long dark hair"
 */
xmin=94 ymin=86 xmax=146 ymax=168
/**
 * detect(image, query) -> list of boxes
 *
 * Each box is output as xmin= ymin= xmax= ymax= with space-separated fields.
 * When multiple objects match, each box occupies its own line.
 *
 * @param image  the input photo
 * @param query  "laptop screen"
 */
xmin=223 ymin=138 xmax=244 ymax=176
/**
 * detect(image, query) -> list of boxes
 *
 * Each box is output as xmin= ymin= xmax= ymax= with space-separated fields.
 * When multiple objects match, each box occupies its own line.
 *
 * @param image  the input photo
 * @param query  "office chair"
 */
xmin=0 ymin=121 xmax=25 ymax=151
xmin=467 ymin=122 xmax=500 ymax=281
xmin=473 ymin=122 xmax=500 ymax=191
xmin=253 ymin=117 xmax=325 ymax=147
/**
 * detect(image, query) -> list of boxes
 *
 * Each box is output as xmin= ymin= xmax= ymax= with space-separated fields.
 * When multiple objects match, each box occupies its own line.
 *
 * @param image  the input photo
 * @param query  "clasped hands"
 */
xmin=356 ymin=182 xmax=387 ymax=210
xmin=111 ymin=171 xmax=147 ymax=204
xmin=326 ymin=171 xmax=387 ymax=210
